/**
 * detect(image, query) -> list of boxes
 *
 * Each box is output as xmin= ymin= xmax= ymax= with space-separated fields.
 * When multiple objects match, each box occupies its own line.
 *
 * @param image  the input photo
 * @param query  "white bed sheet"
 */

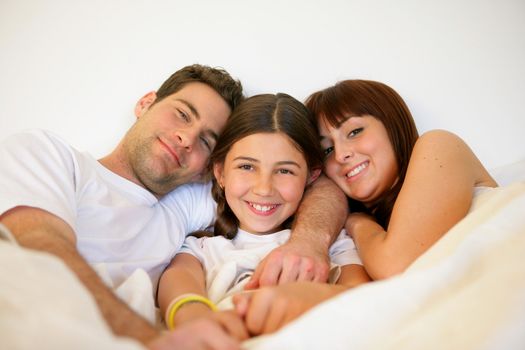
xmin=243 ymin=182 xmax=525 ymax=350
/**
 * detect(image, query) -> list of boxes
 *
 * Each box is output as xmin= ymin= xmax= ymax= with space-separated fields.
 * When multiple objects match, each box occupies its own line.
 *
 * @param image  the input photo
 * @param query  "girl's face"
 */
xmin=319 ymin=115 xmax=399 ymax=207
xmin=214 ymin=132 xmax=318 ymax=235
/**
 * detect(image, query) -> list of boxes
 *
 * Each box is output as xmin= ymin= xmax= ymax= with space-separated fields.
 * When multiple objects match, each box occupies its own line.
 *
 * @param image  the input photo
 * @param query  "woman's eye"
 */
xmin=323 ymin=146 xmax=334 ymax=156
xmin=348 ymin=128 xmax=363 ymax=138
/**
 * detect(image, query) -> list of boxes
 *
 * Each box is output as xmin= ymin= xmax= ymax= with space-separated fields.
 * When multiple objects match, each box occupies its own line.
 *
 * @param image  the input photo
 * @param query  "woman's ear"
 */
xmin=213 ymin=163 xmax=225 ymax=187
xmin=307 ymin=168 xmax=322 ymax=185
xmin=134 ymin=91 xmax=157 ymax=119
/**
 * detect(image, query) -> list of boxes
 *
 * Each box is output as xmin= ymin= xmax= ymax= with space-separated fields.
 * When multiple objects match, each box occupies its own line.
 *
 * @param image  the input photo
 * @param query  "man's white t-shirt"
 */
xmin=0 ymin=130 xmax=216 ymax=289
xmin=180 ymin=228 xmax=362 ymax=308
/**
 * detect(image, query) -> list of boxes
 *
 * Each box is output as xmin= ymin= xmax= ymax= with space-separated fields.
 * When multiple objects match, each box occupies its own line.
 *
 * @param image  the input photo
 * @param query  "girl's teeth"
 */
xmin=252 ymin=203 xmax=275 ymax=212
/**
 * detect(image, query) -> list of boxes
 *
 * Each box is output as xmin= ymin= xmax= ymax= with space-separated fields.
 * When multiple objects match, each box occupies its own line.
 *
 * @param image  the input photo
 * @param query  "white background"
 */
xmin=1 ymin=0 xmax=524 ymax=170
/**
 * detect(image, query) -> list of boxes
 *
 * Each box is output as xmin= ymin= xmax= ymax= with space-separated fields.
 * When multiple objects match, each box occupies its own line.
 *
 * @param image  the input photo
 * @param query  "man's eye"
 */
xmin=178 ymin=110 xmax=190 ymax=122
xmin=200 ymin=137 xmax=211 ymax=151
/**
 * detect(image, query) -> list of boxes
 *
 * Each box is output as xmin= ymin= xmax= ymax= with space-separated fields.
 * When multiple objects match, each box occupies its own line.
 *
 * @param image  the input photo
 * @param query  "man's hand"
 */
xmin=244 ymin=240 xmax=330 ymax=289
xmin=148 ymin=316 xmax=243 ymax=350
xmin=233 ymin=282 xmax=346 ymax=336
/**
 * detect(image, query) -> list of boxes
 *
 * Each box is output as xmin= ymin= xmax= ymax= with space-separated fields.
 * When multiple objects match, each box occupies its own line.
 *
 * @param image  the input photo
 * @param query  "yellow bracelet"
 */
xmin=165 ymin=294 xmax=217 ymax=330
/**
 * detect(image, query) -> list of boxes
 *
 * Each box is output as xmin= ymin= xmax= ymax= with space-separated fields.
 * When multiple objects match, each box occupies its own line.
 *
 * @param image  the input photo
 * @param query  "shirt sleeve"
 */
xmin=0 ymin=130 xmax=78 ymax=228
xmin=161 ymin=182 xmax=217 ymax=237
xmin=178 ymin=235 xmax=207 ymax=264
xmin=329 ymin=230 xmax=363 ymax=266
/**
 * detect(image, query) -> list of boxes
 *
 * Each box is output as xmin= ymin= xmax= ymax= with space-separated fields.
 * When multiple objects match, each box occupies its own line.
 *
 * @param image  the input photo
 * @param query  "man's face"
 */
xmin=124 ymin=82 xmax=231 ymax=197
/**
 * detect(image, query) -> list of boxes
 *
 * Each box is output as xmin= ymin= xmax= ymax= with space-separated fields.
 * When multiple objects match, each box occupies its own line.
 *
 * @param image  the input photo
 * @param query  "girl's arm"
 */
xmin=157 ymin=253 xmax=211 ymax=326
xmin=158 ymin=253 xmax=249 ymax=341
xmin=349 ymin=130 xmax=497 ymax=280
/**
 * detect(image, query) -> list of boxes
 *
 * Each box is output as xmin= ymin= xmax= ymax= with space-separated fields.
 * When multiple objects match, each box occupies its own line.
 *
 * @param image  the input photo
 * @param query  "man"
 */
xmin=0 ymin=64 xmax=347 ymax=349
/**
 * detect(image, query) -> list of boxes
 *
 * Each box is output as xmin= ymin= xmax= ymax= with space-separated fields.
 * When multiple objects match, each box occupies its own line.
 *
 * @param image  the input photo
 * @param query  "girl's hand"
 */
xmin=172 ymin=305 xmax=249 ymax=341
xmin=234 ymin=281 xmax=346 ymax=335
xmin=148 ymin=317 xmax=242 ymax=350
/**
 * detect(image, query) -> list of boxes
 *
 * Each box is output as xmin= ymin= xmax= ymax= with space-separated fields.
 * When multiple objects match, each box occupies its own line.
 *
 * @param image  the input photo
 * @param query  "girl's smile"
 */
xmin=214 ymin=132 xmax=312 ymax=235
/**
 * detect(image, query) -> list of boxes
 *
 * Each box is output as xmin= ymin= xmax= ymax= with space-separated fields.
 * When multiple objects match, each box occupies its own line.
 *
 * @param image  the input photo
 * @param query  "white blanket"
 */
xmin=0 ymin=224 xmax=145 ymax=350
xmin=1 ymin=182 xmax=524 ymax=349
xmin=243 ymin=182 xmax=525 ymax=349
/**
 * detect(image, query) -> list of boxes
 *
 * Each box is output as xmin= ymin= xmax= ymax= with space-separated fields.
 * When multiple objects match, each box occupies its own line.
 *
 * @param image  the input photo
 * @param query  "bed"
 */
xmin=1 ymin=160 xmax=524 ymax=350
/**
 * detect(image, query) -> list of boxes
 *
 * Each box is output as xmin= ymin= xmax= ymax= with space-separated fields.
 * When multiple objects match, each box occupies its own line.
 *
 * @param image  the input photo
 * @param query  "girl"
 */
xmin=157 ymin=93 xmax=370 ymax=339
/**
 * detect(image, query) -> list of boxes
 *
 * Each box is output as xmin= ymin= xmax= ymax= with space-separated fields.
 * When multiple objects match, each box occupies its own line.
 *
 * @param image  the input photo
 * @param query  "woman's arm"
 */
xmin=349 ymin=130 xmax=497 ymax=280
xmin=336 ymin=264 xmax=372 ymax=288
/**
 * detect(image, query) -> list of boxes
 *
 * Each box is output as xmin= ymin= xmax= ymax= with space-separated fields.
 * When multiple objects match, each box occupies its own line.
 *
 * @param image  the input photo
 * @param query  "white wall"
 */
xmin=1 ymin=0 xmax=524 ymax=170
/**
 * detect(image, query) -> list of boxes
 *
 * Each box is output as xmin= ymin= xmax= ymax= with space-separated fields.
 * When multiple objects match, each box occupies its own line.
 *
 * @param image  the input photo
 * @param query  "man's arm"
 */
xmin=245 ymin=175 xmax=348 ymax=288
xmin=1 ymin=206 xmax=159 ymax=345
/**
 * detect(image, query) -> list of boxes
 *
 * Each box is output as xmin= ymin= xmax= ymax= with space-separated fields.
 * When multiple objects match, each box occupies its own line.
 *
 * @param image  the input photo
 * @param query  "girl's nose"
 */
xmin=253 ymin=175 xmax=273 ymax=196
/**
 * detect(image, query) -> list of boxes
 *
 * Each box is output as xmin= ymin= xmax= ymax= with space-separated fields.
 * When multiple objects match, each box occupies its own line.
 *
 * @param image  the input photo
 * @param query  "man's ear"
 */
xmin=213 ymin=163 xmax=225 ymax=187
xmin=134 ymin=91 xmax=157 ymax=119
xmin=307 ymin=168 xmax=322 ymax=185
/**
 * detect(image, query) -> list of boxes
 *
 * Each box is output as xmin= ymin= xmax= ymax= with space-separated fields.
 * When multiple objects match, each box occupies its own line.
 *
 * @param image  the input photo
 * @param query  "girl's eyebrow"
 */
xmin=233 ymin=157 xmax=301 ymax=168
xmin=276 ymin=160 xmax=301 ymax=168
xmin=233 ymin=156 xmax=258 ymax=162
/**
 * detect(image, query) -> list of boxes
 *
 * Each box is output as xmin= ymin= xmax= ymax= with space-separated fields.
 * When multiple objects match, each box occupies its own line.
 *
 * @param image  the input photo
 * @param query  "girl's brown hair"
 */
xmin=305 ymin=80 xmax=419 ymax=228
xmin=210 ymin=93 xmax=323 ymax=239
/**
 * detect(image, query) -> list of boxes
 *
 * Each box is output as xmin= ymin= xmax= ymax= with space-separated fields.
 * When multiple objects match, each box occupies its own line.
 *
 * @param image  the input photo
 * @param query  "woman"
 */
xmin=307 ymin=79 xmax=497 ymax=279
xmin=233 ymin=79 xmax=497 ymax=335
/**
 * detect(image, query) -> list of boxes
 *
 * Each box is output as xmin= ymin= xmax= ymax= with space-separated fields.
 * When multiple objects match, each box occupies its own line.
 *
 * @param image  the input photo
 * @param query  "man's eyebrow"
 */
xmin=176 ymin=98 xmax=200 ymax=119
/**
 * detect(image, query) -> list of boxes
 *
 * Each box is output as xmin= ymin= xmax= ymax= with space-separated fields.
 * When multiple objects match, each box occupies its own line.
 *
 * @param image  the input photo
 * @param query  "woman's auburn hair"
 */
xmin=305 ymin=79 xmax=419 ymax=228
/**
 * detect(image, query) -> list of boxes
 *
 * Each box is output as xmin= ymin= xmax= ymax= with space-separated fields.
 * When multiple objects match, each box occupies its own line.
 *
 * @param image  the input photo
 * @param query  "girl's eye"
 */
xmin=238 ymin=164 xmax=253 ymax=171
xmin=277 ymin=169 xmax=294 ymax=175
xmin=323 ymin=146 xmax=334 ymax=156
xmin=348 ymin=127 xmax=363 ymax=138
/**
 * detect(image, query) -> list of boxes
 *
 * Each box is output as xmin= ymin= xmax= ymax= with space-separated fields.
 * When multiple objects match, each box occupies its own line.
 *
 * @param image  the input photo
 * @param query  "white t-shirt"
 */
xmin=180 ymin=228 xmax=362 ymax=308
xmin=0 ymin=130 xmax=216 ymax=289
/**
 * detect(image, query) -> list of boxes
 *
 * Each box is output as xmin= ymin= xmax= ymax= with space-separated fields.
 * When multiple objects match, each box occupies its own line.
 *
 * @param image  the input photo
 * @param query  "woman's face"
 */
xmin=318 ymin=114 xmax=399 ymax=207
